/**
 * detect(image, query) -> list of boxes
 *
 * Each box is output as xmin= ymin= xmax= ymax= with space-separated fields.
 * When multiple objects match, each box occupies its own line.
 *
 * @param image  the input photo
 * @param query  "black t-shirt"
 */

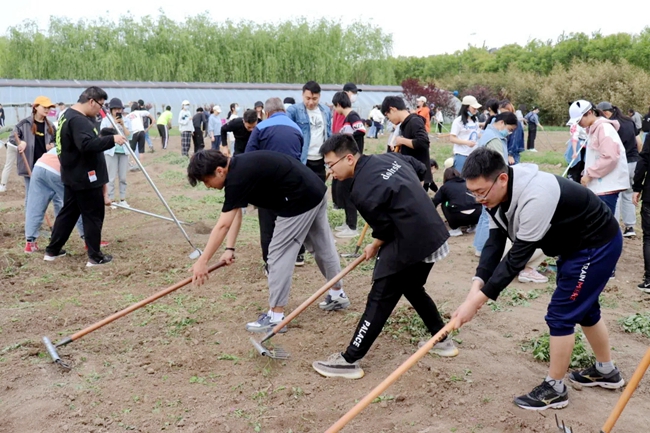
xmin=33 ymin=120 xmax=47 ymax=163
xmin=341 ymin=110 xmax=366 ymax=154
xmin=222 ymin=150 xmax=326 ymax=217
xmin=221 ymin=118 xmax=254 ymax=155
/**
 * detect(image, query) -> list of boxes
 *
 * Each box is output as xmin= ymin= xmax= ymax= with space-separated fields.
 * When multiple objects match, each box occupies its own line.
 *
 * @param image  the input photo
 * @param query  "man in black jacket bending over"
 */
xmin=312 ymin=134 xmax=457 ymax=379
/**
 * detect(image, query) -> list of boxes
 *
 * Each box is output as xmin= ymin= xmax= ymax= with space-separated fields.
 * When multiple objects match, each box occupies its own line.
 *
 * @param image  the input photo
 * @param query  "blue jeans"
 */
xmin=599 ymin=193 xmax=618 ymax=215
xmin=472 ymin=207 xmax=490 ymax=253
xmin=368 ymin=124 xmax=377 ymax=139
xmin=510 ymin=152 xmax=521 ymax=165
xmin=145 ymin=131 xmax=152 ymax=148
xmin=25 ymin=166 xmax=83 ymax=241
xmin=453 ymin=154 xmax=468 ymax=173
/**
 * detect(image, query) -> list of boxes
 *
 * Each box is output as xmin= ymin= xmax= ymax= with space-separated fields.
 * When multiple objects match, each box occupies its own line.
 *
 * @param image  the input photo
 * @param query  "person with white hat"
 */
xmin=178 ymin=100 xmax=194 ymax=157
xmin=450 ymin=95 xmax=482 ymax=172
xmin=415 ymin=96 xmax=431 ymax=133
xmin=208 ymin=105 xmax=223 ymax=151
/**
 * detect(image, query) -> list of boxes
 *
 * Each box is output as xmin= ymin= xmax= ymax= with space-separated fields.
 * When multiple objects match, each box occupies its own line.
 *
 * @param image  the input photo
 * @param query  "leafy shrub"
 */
xmin=522 ymin=330 xmax=595 ymax=368
xmin=620 ymin=313 xmax=650 ymax=338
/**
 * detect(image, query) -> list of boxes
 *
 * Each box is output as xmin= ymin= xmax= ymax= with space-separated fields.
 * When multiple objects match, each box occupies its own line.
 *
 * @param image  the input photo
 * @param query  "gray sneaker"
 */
xmin=245 ymin=313 xmax=287 ymax=333
xmin=318 ymin=293 xmax=351 ymax=311
xmin=418 ymin=337 xmax=459 ymax=357
xmin=312 ymin=352 xmax=364 ymax=379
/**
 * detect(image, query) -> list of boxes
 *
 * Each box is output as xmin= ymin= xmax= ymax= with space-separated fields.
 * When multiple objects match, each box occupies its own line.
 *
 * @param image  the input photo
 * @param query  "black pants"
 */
xmin=46 ymin=185 xmax=105 ymax=261
xmin=442 ymin=205 xmax=481 ymax=229
xmin=337 ymin=178 xmax=357 ymax=230
xmin=157 ymin=125 xmax=168 ymax=149
xmin=527 ymin=127 xmax=537 ymax=150
xmin=331 ymin=179 xmax=341 ymax=208
xmin=437 ymin=122 xmax=442 ymax=133
xmin=192 ymin=131 xmax=205 ymax=153
xmin=258 ymin=207 xmax=304 ymax=264
xmin=130 ymin=131 xmax=145 ymax=154
xmin=306 ymin=158 xmax=326 ymax=182
xmin=642 ymin=201 xmax=650 ymax=280
xmin=343 ymin=261 xmax=445 ymax=362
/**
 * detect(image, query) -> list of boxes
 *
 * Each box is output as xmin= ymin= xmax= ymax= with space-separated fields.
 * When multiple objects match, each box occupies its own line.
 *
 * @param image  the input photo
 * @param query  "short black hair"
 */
xmin=319 ymin=133 xmax=359 ymax=157
xmin=303 ymin=80 xmax=321 ymax=94
xmin=165 ymin=105 xmax=171 ymax=111
xmin=381 ymin=96 xmax=406 ymax=115
xmin=283 ymin=97 xmax=295 ymax=104
xmin=187 ymin=149 xmax=229 ymax=187
xmin=430 ymin=158 xmax=439 ymax=170
xmin=461 ymin=147 xmax=508 ymax=180
xmin=78 ymin=86 xmax=108 ymax=104
xmin=99 ymin=127 xmax=117 ymax=137
xmin=332 ymin=91 xmax=351 ymax=109
xmin=494 ymin=111 xmax=518 ymax=125
xmin=196 ymin=107 xmax=204 ymax=112
xmin=242 ymin=109 xmax=258 ymax=124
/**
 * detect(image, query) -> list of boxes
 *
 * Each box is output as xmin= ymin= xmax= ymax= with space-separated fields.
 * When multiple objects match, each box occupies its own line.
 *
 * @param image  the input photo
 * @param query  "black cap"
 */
xmin=343 ymin=82 xmax=362 ymax=93
xmin=254 ymin=101 xmax=264 ymax=108
xmin=108 ymin=98 xmax=124 ymax=109
xmin=597 ymin=101 xmax=614 ymax=111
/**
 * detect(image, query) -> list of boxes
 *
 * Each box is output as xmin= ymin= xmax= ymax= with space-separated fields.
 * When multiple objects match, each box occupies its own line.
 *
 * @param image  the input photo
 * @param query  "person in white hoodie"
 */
xmin=567 ymin=100 xmax=630 ymax=215
xmin=178 ymin=100 xmax=194 ymax=157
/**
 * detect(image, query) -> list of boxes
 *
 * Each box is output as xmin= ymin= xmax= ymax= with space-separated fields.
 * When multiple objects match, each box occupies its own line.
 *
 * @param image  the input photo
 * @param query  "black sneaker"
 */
xmin=295 ymin=254 xmax=305 ymax=267
xmin=513 ymin=380 xmax=568 ymax=411
xmin=638 ymin=280 xmax=650 ymax=293
xmin=86 ymin=254 xmax=113 ymax=267
xmin=44 ymin=249 xmax=67 ymax=261
xmin=623 ymin=226 xmax=636 ymax=237
xmin=568 ymin=364 xmax=624 ymax=389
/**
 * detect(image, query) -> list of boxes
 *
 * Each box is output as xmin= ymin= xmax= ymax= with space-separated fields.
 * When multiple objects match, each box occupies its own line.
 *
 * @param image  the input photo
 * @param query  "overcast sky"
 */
xmin=1 ymin=1 xmax=648 ymax=57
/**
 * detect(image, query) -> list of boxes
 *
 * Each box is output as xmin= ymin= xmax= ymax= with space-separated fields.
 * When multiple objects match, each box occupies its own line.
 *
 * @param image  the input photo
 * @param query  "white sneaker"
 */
xmin=110 ymin=203 xmax=117 ymax=210
xmin=419 ymin=338 xmax=459 ymax=357
xmin=335 ymin=228 xmax=359 ymax=239
xmin=334 ymin=224 xmax=348 ymax=232
xmin=518 ymin=268 xmax=548 ymax=283
xmin=528 ymin=149 xmax=538 ymax=153
xmin=119 ymin=200 xmax=130 ymax=208
xmin=474 ymin=249 xmax=482 ymax=257
xmin=448 ymin=228 xmax=463 ymax=237
xmin=0 ymin=184 xmax=6 ymax=192
xmin=465 ymin=225 xmax=476 ymax=234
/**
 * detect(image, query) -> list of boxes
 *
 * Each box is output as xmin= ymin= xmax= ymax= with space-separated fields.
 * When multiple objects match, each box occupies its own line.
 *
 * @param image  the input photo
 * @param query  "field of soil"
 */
xmin=1 ymin=132 xmax=649 ymax=433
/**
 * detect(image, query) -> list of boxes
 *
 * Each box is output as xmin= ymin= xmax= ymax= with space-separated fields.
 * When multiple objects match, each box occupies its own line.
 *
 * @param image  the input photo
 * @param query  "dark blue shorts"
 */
xmin=545 ymin=230 xmax=622 ymax=337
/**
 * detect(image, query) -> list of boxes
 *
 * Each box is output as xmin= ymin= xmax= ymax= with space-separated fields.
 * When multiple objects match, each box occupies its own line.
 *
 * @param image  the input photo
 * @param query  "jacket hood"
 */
xmin=589 ymin=116 xmax=619 ymax=134
xmin=478 ymin=124 xmax=504 ymax=147
xmin=509 ymin=163 xmax=539 ymax=209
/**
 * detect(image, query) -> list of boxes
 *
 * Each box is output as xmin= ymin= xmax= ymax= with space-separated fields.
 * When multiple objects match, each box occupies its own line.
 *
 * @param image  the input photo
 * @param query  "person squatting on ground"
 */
xmin=7 ymin=96 xmax=57 ymax=204
xmin=187 ymin=149 xmax=349 ymax=333
xmin=312 ymin=134 xmax=457 ymax=379
xmin=596 ymin=101 xmax=639 ymax=237
xmin=178 ymin=100 xmax=194 ymax=157
xmin=432 ymin=167 xmax=482 ymax=233
xmin=331 ymin=91 xmax=366 ymax=239
xmin=100 ymin=98 xmax=130 ymax=208
xmin=453 ymin=147 xmax=625 ymax=411
xmin=245 ymin=97 xmax=304 ymax=272
xmin=633 ymin=130 xmax=650 ymax=292
xmin=220 ymin=109 xmax=258 ymax=156
xmin=157 ymin=106 xmax=173 ymax=150
xmin=44 ymin=86 xmax=128 ymax=267
xmin=450 ymin=95 xmax=481 ymax=172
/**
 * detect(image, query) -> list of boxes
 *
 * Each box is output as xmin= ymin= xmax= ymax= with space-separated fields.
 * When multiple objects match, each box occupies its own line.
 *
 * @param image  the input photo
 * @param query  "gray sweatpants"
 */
xmin=267 ymin=194 xmax=342 ymax=307
xmin=106 ymin=152 xmax=129 ymax=201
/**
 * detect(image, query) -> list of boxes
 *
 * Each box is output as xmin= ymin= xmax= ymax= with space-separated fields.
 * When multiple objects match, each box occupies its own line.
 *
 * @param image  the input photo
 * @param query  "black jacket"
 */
xmin=398 ymin=113 xmax=432 ymax=183
xmin=57 ymin=108 xmax=115 ymax=190
xmin=350 ymin=153 xmax=449 ymax=280
xmin=612 ymin=116 xmax=639 ymax=162
xmin=633 ymin=133 xmax=650 ymax=198
xmin=433 ymin=177 xmax=481 ymax=212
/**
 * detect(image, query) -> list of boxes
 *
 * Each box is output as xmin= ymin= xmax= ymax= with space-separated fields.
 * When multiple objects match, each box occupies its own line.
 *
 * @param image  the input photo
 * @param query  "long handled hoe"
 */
xmin=340 ymin=223 xmax=369 ymax=258
xmin=250 ymin=254 xmax=366 ymax=360
xmin=42 ymin=261 xmax=226 ymax=369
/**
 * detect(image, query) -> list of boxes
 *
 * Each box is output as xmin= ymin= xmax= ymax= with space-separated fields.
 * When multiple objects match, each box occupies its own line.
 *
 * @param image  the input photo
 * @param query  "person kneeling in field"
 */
xmin=187 ymin=149 xmax=349 ymax=332
xmin=312 ymin=134 xmax=457 ymax=380
xmin=453 ymin=147 xmax=625 ymax=410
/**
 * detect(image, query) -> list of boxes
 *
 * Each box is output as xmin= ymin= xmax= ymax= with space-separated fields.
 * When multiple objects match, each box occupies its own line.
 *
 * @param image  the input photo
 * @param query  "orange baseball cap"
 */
xmin=33 ymin=96 xmax=55 ymax=108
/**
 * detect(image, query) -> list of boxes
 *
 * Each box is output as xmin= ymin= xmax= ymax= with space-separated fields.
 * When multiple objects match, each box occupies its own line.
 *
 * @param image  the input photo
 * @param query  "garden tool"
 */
xmin=340 ymin=223 xmax=369 ymax=258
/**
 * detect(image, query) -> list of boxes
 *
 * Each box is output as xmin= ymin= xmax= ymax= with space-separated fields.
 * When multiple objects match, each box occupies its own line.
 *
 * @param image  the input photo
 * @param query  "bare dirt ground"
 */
xmin=1 ymin=132 xmax=649 ymax=433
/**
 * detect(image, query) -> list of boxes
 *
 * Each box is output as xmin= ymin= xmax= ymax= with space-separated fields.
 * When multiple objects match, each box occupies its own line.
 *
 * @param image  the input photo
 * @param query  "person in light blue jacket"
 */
xmin=286 ymin=81 xmax=332 ymax=180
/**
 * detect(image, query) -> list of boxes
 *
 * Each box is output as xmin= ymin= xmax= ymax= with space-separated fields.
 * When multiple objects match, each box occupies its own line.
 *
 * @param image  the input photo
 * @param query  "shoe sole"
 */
xmin=637 ymin=287 xmax=650 ymax=293
xmin=518 ymin=276 xmax=549 ymax=283
xmin=295 ymin=262 xmax=305 ymax=267
xmin=623 ymin=233 xmax=635 ymax=237
xmin=568 ymin=378 xmax=625 ymax=389
xmin=515 ymin=400 xmax=568 ymax=411
xmin=44 ymin=253 xmax=66 ymax=261
xmin=449 ymin=232 xmax=463 ymax=237
xmin=312 ymin=362 xmax=365 ymax=379
xmin=245 ymin=325 xmax=288 ymax=334
xmin=335 ymin=234 xmax=359 ymax=239
xmin=319 ymin=301 xmax=351 ymax=311
xmin=86 ymin=262 xmax=112 ymax=267
xmin=430 ymin=348 xmax=459 ymax=357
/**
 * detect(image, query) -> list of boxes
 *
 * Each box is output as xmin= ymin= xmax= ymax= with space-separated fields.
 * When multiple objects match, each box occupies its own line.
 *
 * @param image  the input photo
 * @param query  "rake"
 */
xmin=42 ymin=261 xmax=226 ymax=369
xmin=250 ymin=254 xmax=366 ymax=359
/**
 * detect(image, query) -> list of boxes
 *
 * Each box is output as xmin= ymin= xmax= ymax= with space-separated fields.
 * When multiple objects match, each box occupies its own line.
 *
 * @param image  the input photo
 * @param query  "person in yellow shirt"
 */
xmin=157 ymin=106 xmax=173 ymax=150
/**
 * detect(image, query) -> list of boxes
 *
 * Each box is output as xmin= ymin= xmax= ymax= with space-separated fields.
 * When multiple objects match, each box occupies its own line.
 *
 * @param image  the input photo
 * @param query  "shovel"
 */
xmin=341 ymin=223 xmax=369 ymax=258
xmin=250 ymin=254 xmax=366 ymax=359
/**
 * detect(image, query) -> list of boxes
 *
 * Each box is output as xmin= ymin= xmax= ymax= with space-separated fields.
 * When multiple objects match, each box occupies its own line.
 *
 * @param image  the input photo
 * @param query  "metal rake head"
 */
xmin=249 ymin=337 xmax=290 ymax=360
xmin=555 ymin=414 xmax=573 ymax=433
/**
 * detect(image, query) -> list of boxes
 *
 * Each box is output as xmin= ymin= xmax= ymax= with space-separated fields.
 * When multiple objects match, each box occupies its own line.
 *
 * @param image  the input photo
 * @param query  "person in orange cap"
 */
xmin=7 ymin=96 xmax=56 ymax=202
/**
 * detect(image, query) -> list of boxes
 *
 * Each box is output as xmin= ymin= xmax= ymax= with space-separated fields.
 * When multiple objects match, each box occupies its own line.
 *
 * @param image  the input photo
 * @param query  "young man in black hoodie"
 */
xmin=312 ymin=134 xmax=456 ymax=379
xmin=381 ymin=96 xmax=433 ymax=189
xmin=45 ymin=86 xmax=127 ymax=266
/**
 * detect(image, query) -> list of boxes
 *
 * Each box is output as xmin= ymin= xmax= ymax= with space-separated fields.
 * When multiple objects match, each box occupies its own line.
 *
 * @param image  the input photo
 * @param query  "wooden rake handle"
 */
xmin=325 ymin=318 xmax=457 ymax=433
xmin=57 ymin=261 xmax=227 ymax=346
xmin=267 ymin=254 xmax=366 ymax=337
xmin=600 ymin=347 xmax=650 ymax=433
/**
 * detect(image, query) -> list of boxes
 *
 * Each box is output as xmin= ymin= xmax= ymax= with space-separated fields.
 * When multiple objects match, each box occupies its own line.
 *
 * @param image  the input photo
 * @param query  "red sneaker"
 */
xmin=24 ymin=241 xmax=39 ymax=253
xmin=84 ymin=240 xmax=110 ymax=251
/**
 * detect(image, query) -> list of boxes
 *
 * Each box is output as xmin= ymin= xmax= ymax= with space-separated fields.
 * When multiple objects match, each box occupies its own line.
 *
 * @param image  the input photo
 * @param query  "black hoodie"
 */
xmin=397 ymin=113 xmax=432 ymax=183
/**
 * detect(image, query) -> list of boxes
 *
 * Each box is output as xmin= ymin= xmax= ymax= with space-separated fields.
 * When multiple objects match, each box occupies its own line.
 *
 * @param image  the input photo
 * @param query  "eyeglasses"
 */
xmin=466 ymin=174 xmax=501 ymax=201
xmin=91 ymin=99 xmax=105 ymax=108
xmin=324 ymin=154 xmax=349 ymax=171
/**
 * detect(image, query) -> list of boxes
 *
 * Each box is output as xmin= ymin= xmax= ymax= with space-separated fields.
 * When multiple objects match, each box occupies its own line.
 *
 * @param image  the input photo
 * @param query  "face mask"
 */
xmin=499 ymin=129 xmax=510 ymax=138
xmin=350 ymin=94 xmax=358 ymax=103
xmin=235 ymin=106 xmax=240 ymax=113
xmin=467 ymin=110 xmax=473 ymax=117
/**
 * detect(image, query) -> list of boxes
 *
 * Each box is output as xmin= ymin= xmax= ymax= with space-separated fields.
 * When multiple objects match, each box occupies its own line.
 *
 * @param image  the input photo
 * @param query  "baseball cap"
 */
xmin=213 ymin=105 xmax=222 ymax=113
xmin=461 ymin=95 xmax=481 ymax=109
xmin=33 ymin=96 xmax=55 ymax=108
xmin=596 ymin=101 xmax=614 ymax=111
xmin=567 ymin=100 xmax=592 ymax=126
xmin=443 ymin=158 xmax=454 ymax=169
xmin=108 ymin=98 xmax=124 ymax=109
xmin=182 ymin=100 xmax=190 ymax=106
xmin=343 ymin=82 xmax=362 ymax=93
xmin=416 ymin=96 xmax=427 ymax=103
xmin=254 ymin=101 xmax=264 ymax=108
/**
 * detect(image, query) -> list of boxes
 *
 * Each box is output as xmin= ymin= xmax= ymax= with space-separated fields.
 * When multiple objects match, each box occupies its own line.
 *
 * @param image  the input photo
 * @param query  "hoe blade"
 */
xmin=249 ymin=337 xmax=290 ymax=360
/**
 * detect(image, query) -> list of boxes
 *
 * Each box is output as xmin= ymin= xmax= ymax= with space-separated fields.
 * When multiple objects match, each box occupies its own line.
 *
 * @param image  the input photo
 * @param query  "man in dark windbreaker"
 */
xmin=453 ymin=147 xmax=625 ymax=411
xmin=311 ymin=134 xmax=457 ymax=380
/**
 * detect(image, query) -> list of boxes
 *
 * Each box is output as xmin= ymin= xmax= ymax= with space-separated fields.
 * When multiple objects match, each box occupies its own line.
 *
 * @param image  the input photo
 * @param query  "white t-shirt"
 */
xmin=307 ymin=107 xmax=325 ymax=161
xmin=126 ymin=110 xmax=148 ymax=133
xmin=451 ymin=116 xmax=480 ymax=156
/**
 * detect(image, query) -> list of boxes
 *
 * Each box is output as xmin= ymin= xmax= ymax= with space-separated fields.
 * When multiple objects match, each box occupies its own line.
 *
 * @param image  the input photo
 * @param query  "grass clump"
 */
xmin=521 ymin=330 xmax=595 ymax=368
